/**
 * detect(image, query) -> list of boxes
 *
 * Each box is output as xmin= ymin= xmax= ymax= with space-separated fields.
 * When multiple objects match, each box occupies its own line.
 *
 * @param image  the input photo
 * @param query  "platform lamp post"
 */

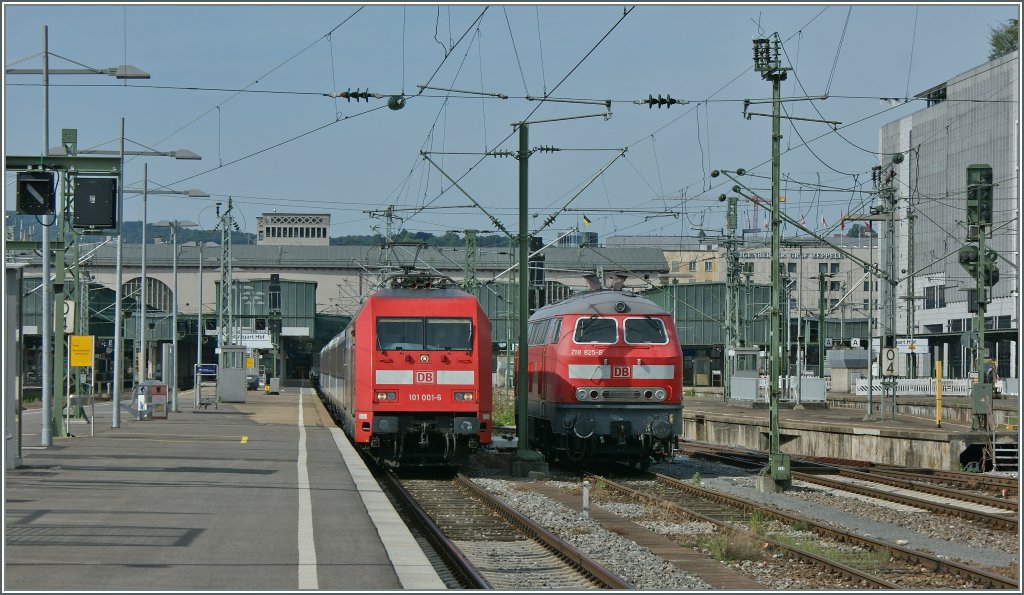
xmin=7 ymin=25 xmax=150 ymax=441
xmin=52 ymin=139 xmax=201 ymax=427
xmin=122 ymin=179 xmax=206 ymax=390
xmin=155 ymin=219 xmax=198 ymax=412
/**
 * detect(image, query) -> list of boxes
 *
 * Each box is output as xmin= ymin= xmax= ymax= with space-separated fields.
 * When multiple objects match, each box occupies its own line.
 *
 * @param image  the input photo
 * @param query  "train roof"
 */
xmin=370 ymin=287 xmax=474 ymax=300
xmin=528 ymin=290 xmax=670 ymax=319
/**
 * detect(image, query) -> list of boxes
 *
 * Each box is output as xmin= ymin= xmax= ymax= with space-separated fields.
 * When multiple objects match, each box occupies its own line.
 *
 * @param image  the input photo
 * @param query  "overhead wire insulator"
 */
xmin=638 ymin=94 xmax=684 ymax=108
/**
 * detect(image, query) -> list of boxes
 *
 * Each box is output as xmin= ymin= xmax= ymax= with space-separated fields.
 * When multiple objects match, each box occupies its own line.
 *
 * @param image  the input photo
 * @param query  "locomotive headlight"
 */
xmin=454 ymin=391 xmax=474 ymax=401
xmin=654 ymin=389 xmax=666 ymax=401
xmin=419 ymin=354 xmax=430 ymax=363
xmin=376 ymin=391 xmax=397 ymax=401
xmin=576 ymin=388 xmax=588 ymax=401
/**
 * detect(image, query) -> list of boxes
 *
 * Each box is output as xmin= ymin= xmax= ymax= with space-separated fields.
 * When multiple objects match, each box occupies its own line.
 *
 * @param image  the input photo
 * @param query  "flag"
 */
xmin=840 ymin=217 xmax=846 ymax=231
xmin=582 ymin=215 xmax=592 ymax=226
xmin=821 ymin=215 xmax=827 ymax=227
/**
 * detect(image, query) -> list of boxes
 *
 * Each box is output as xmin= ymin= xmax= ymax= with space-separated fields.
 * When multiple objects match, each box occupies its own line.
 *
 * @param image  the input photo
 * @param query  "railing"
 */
xmin=855 ymin=378 xmax=973 ymax=396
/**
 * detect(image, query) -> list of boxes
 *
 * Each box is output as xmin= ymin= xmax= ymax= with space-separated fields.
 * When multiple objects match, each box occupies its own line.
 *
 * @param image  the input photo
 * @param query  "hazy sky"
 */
xmin=4 ymin=2 xmax=1019 ymax=242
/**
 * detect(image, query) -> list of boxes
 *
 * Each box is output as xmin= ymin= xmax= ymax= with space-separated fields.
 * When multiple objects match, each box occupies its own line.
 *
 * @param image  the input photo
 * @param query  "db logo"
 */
xmin=612 ymin=366 xmax=631 ymax=378
xmin=415 ymin=371 xmax=436 ymax=384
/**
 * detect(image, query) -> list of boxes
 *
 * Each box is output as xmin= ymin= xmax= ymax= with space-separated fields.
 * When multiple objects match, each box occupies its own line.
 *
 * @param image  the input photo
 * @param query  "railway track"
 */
xmin=678 ymin=443 xmax=1018 ymax=531
xmin=764 ymin=450 xmax=1020 ymax=496
xmin=379 ymin=471 xmax=632 ymax=590
xmin=586 ymin=471 xmax=1017 ymax=589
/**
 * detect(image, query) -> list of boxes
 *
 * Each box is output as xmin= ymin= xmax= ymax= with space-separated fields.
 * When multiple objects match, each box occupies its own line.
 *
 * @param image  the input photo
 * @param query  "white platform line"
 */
xmin=326 ymin=426 xmax=446 ymax=589
xmin=297 ymin=388 xmax=319 ymax=589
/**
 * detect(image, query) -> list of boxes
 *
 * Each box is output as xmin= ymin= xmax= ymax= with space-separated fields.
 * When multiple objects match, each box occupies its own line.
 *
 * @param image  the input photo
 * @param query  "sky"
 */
xmin=3 ymin=2 xmax=1020 ymax=244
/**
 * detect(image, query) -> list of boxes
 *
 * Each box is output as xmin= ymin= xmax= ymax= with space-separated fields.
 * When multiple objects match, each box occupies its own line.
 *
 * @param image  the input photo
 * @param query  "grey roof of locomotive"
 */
xmin=528 ymin=290 xmax=670 ymax=319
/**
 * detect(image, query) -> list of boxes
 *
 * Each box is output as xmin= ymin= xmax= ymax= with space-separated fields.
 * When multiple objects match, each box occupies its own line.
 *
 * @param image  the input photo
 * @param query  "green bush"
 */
xmin=491 ymin=387 xmax=516 ymax=427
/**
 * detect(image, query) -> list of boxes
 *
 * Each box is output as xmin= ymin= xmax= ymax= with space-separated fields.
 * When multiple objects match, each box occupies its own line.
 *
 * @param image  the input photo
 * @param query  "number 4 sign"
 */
xmin=880 ymin=347 xmax=898 ymax=377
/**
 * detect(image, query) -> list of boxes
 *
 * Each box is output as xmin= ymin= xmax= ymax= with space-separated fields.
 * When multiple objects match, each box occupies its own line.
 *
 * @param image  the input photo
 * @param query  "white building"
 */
xmin=256 ymin=213 xmax=330 ymax=246
xmin=878 ymin=51 xmax=1019 ymax=380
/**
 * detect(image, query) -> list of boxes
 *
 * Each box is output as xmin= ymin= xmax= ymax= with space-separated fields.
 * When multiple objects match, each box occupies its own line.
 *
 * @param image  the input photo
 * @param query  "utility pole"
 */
xmin=40 ymin=26 xmax=54 ymax=445
xmin=818 ymin=272 xmax=830 ymax=377
xmin=905 ymin=139 xmax=918 ymax=379
xmin=512 ymin=121 xmax=546 ymax=475
xmin=959 ymin=164 xmax=997 ymax=432
xmin=753 ymin=35 xmax=791 ymax=492
xmin=216 ymin=198 xmax=236 ymax=371
xmin=464 ymin=229 xmax=478 ymax=292
xmin=879 ymin=161 xmax=900 ymax=421
xmin=721 ymin=194 xmax=739 ymax=402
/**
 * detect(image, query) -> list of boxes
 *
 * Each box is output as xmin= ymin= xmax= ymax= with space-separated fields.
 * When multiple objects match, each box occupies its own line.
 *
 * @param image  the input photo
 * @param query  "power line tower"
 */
xmin=753 ymin=34 xmax=791 ymax=492
xmin=216 ymin=198 xmax=237 ymax=356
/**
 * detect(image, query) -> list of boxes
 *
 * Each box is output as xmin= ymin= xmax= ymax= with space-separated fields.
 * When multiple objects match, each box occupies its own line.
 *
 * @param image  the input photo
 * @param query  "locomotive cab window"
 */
xmin=376 ymin=318 xmax=424 ymax=350
xmin=426 ymin=318 xmax=472 ymax=351
xmin=548 ymin=318 xmax=562 ymax=344
xmin=376 ymin=317 xmax=473 ymax=351
xmin=574 ymin=317 xmax=617 ymax=344
xmin=624 ymin=317 xmax=669 ymax=344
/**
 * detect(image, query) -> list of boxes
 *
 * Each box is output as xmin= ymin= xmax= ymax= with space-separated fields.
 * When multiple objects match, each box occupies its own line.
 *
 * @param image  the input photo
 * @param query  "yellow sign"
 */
xmin=245 ymin=356 xmax=254 ymax=369
xmin=69 ymin=335 xmax=95 ymax=368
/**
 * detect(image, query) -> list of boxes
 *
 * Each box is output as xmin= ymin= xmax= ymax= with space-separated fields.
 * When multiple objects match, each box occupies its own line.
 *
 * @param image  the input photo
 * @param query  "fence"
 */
xmin=854 ymin=378 xmax=988 ymax=396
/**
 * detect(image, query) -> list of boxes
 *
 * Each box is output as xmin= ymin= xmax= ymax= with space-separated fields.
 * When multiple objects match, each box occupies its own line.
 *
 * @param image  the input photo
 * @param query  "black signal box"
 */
xmin=73 ymin=177 xmax=118 ymax=229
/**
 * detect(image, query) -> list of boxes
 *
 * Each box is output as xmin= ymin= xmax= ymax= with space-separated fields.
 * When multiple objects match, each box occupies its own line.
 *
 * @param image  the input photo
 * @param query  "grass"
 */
xmin=699 ymin=534 xmax=765 ymax=562
xmin=491 ymin=387 xmax=516 ymax=427
xmin=748 ymin=509 xmax=770 ymax=535
xmin=771 ymin=533 xmax=890 ymax=570
xmin=691 ymin=471 xmax=702 ymax=484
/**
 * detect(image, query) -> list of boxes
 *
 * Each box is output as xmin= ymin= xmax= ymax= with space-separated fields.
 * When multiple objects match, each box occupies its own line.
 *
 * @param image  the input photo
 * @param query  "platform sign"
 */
xmin=69 ymin=335 xmax=94 ymax=367
xmin=245 ymin=356 xmax=254 ymax=370
xmin=880 ymin=347 xmax=898 ymax=377
xmin=896 ymin=338 xmax=929 ymax=354
xmin=196 ymin=363 xmax=218 ymax=375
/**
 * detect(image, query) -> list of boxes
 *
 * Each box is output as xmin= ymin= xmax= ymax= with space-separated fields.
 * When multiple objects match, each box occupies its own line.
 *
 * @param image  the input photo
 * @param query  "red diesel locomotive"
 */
xmin=317 ymin=275 xmax=492 ymax=467
xmin=524 ymin=287 xmax=683 ymax=469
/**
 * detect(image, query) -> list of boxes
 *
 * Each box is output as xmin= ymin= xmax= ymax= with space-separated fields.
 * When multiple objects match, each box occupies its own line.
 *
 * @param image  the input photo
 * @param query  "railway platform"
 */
xmin=4 ymin=388 xmax=444 ymax=591
xmin=681 ymin=392 xmax=1020 ymax=472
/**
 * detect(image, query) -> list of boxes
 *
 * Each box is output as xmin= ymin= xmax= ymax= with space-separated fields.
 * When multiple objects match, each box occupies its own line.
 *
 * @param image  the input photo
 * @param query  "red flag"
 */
xmin=821 ymin=215 xmax=827 ymax=227
xmin=840 ymin=217 xmax=846 ymax=231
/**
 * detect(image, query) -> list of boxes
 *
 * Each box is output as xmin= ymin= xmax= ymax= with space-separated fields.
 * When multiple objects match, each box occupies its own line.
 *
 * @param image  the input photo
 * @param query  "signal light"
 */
xmin=16 ymin=171 xmax=56 ymax=215
xmin=966 ymin=164 xmax=993 ymax=226
xmin=375 ymin=391 xmax=396 ymax=401
xmin=454 ymin=392 xmax=474 ymax=401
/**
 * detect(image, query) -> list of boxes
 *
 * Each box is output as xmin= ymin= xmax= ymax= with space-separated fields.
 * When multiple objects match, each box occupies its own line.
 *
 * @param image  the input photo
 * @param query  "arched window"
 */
xmin=122 ymin=277 xmax=174 ymax=313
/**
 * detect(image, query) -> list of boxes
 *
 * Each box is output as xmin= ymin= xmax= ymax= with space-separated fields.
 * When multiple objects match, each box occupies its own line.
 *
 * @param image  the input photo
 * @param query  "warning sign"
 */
xmin=69 ymin=335 xmax=94 ymax=368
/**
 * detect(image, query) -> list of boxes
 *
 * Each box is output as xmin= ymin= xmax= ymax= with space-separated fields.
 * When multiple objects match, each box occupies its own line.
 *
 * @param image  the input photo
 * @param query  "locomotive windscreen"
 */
xmin=376 ymin=317 xmax=472 ymax=351
xmin=624 ymin=317 xmax=668 ymax=344
xmin=574 ymin=317 xmax=617 ymax=343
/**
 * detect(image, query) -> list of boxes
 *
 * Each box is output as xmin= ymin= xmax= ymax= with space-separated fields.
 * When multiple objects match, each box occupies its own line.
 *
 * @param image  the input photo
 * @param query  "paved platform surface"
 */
xmin=4 ymin=387 xmax=444 ymax=591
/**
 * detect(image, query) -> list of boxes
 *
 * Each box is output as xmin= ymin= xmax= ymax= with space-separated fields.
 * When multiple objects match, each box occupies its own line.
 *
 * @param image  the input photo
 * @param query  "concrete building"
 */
xmin=256 ymin=213 xmax=330 ymax=246
xmin=878 ymin=51 xmax=1019 ymax=381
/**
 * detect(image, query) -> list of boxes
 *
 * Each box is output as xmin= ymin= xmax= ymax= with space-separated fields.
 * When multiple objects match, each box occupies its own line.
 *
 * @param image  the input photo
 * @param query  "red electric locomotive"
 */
xmin=317 ymin=274 xmax=492 ymax=467
xmin=524 ymin=285 xmax=683 ymax=469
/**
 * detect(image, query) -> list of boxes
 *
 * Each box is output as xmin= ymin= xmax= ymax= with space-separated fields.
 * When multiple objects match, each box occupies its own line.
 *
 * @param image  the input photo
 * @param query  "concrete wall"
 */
xmin=683 ymin=412 xmax=981 ymax=471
